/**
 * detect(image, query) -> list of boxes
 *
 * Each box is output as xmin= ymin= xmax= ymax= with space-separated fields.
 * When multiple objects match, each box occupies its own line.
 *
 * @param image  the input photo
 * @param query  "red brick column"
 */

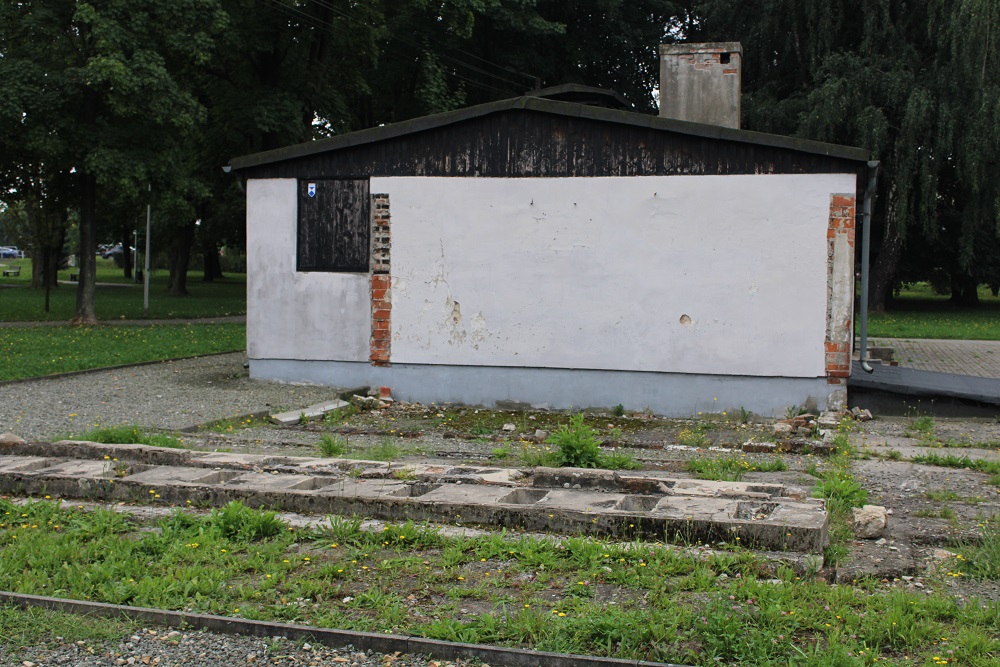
xmin=370 ymin=194 xmax=391 ymax=367
xmin=825 ymin=193 xmax=856 ymax=381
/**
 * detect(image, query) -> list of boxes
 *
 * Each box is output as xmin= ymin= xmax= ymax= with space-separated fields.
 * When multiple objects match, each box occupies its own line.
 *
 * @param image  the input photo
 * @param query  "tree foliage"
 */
xmin=688 ymin=0 xmax=1000 ymax=309
xmin=4 ymin=0 xmax=995 ymax=319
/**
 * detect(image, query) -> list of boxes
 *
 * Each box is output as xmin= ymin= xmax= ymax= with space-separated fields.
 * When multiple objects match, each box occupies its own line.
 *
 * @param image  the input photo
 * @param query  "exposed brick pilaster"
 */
xmin=370 ymin=194 xmax=391 ymax=367
xmin=825 ymin=193 xmax=856 ymax=379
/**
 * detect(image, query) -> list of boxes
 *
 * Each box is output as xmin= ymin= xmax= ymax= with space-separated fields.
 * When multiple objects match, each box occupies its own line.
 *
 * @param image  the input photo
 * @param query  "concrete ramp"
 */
xmin=0 ymin=441 xmax=828 ymax=554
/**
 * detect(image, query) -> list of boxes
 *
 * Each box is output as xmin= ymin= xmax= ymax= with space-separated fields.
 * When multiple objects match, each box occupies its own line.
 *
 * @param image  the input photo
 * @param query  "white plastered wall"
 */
xmin=246 ymin=179 xmax=370 ymax=362
xmin=376 ymin=174 xmax=857 ymax=378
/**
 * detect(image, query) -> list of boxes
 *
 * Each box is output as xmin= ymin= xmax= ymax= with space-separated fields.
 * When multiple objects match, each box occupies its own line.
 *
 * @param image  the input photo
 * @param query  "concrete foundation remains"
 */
xmin=0 ymin=441 xmax=828 ymax=553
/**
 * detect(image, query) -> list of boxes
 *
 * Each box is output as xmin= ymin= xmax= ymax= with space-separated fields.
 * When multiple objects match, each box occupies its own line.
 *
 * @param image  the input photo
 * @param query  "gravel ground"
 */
xmin=2 ymin=627 xmax=492 ymax=667
xmin=0 ymin=354 xmax=348 ymax=442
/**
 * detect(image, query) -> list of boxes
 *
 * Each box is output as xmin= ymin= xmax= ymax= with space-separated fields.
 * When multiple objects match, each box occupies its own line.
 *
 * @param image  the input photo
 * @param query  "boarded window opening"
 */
xmin=297 ymin=179 xmax=370 ymax=272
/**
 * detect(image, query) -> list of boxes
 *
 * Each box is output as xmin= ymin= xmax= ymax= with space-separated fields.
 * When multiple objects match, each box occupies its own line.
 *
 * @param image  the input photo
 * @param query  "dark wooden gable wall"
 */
xmin=241 ymin=109 xmax=864 ymax=181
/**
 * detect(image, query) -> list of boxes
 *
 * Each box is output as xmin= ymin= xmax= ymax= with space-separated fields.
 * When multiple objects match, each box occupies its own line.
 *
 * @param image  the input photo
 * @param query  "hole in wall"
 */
xmin=679 ymin=314 xmax=692 ymax=326
xmin=720 ymin=52 xmax=731 ymax=64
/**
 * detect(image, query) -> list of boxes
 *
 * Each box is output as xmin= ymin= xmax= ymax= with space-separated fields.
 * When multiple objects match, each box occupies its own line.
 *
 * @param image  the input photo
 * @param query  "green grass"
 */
xmin=69 ymin=425 xmax=184 ymax=449
xmin=2 ymin=498 xmax=999 ymax=666
xmin=0 ymin=258 xmax=246 ymax=321
xmin=0 ymin=322 xmax=245 ymax=381
xmin=0 ymin=604 xmax=135 ymax=659
xmin=317 ymin=434 xmax=348 ymax=457
xmin=687 ymin=455 xmax=787 ymax=481
xmin=866 ymin=282 xmax=1000 ymax=340
xmin=809 ymin=428 xmax=869 ymax=565
xmin=910 ymin=453 xmax=1000 ymax=475
xmin=954 ymin=518 xmax=1000 ymax=580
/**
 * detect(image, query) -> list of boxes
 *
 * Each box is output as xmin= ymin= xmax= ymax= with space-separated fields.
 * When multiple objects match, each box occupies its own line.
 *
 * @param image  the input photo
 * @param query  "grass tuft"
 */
xmin=687 ymin=455 xmax=787 ymax=482
xmin=911 ymin=453 xmax=1000 ymax=475
xmin=316 ymin=434 xmax=348 ymax=457
xmin=71 ymin=425 xmax=183 ymax=449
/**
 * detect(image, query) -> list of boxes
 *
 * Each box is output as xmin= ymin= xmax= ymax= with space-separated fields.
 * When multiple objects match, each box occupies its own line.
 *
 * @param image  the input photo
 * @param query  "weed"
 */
xmin=885 ymin=449 xmax=903 ymax=461
xmin=368 ymin=436 xmax=402 ymax=462
xmin=490 ymin=446 xmax=512 ymax=460
xmin=687 ymin=455 xmax=786 ymax=481
xmin=738 ymin=406 xmax=753 ymax=424
xmin=392 ymin=468 xmax=417 ymax=481
xmin=316 ymin=434 xmax=348 ymax=457
xmin=914 ymin=507 xmax=957 ymax=520
xmin=0 ymin=605 xmax=136 ymax=655
xmin=210 ymin=501 xmax=287 ymax=541
xmin=470 ymin=425 xmax=494 ymax=436
xmin=322 ymin=515 xmax=365 ymax=541
xmin=954 ymin=517 xmax=1000 ymax=579
xmin=518 ymin=443 xmax=559 ymax=467
xmin=612 ymin=404 xmax=625 ymax=418
xmin=298 ymin=412 xmax=309 ymax=426
xmin=926 ymin=489 xmax=960 ymax=502
xmin=600 ymin=449 xmax=643 ymax=471
xmin=4 ymin=497 xmax=1000 ymax=664
xmin=911 ymin=415 xmax=935 ymax=434
xmin=812 ymin=472 xmax=868 ymax=511
xmin=208 ymin=415 xmax=265 ymax=433
xmin=72 ymin=425 xmax=183 ymax=449
xmin=322 ymin=406 xmax=355 ymax=425
xmin=677 ymin=428 xmax=708 ymax=448
xmin=911 ymin=453 xmax=1000 ymax=475
xmin=990 ymin=473 xmax=1000 ymax=487
xmin=546 ymin=413 xmax=602 ymax=468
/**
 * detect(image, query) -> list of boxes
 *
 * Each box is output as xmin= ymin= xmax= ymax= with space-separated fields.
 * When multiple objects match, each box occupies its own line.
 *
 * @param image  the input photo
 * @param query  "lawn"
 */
xmin=0 ymin=499 xmax=997 ymax=666
xmin=866 ymin=283 xmax=1000 ymax=340
xmin=0 ymin=258 xmax=245 ymax=322
xmin=0 ymin=322 xmax=246 ymax=382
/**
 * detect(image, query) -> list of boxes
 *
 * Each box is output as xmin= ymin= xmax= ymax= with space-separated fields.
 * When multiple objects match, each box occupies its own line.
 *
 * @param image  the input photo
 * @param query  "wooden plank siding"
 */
xmin=241 ymin=110 xmax=864 ymax=181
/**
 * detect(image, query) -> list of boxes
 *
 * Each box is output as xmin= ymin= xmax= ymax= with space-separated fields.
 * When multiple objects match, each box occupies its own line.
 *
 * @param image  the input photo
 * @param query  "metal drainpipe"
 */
xmin=858 ymin=160 xmax=880 ymax=374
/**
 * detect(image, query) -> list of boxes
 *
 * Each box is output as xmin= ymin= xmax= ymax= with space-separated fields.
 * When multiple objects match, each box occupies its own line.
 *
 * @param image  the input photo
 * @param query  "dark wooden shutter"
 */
xmin=297 ymin=179 xmax=370 ymax=272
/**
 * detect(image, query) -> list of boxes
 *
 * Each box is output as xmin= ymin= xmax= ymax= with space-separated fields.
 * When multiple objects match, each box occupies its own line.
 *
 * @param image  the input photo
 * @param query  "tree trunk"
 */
xmin=121 ymin=224 xmax=132 ymax=280
xmin=202 ymin=240 xmax=223 ymax=282
xmin=73 ymin=172 xmax=98 ymax=324
xmin=167 ymin=221 xmax=196 ymax=296
xmin=950 ymin=273 xmax=980 ymax=306
xmin=868 ymin=191 xmax=902 ymax=313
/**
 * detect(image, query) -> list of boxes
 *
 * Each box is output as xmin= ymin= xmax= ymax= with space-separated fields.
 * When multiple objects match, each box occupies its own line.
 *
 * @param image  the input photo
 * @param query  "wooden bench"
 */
xmin=1 ymin=266 xmax=20 ymax=278
xmin=69 ymin=273 xmax=79 ymax=282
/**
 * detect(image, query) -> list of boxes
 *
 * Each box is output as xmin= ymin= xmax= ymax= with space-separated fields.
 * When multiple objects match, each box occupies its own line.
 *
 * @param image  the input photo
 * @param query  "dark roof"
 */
xmin=228 ymin=95 xmax=870 ymax=172
xmin=525 ymin=84 xmax=633 ymax=110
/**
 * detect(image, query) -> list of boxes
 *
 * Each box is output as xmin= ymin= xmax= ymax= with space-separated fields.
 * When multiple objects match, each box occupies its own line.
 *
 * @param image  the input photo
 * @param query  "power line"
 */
xmin=298 ymin=0 xmax=534 ymax=90
xmin=254 ymin=0 xmax=515 ymax=97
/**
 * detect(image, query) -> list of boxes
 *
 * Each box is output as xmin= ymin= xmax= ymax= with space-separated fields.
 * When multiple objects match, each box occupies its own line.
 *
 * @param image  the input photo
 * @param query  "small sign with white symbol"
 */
xmin=307 ymin=183 xmax=317 ymax=198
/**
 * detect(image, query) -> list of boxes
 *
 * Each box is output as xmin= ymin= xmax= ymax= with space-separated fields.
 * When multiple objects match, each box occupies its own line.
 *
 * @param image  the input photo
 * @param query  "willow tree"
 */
xmin=688 ymin=0 xmax=1000 ymax=310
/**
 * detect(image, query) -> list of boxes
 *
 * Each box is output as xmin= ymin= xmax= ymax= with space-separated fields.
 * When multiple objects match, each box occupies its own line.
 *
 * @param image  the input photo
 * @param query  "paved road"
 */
xmin=869 ymin=337 xmax=1000 ymax=379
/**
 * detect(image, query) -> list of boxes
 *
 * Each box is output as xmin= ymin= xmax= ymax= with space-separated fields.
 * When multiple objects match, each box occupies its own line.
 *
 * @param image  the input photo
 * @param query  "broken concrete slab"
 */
xmin=271 ymin=399 xmax=351 ymax=425
xmin=0 ymin=443 xmax=829 ymax=553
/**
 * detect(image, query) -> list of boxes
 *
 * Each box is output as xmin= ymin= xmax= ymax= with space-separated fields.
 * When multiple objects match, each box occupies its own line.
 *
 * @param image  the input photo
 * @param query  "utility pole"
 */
xmin=144 ymin=184 xmax=151 ymax=316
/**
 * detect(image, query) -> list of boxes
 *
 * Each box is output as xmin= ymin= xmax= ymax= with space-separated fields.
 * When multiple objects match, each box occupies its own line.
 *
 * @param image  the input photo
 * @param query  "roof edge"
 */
xmin=228 ymin=96 xmax=869 ymax=172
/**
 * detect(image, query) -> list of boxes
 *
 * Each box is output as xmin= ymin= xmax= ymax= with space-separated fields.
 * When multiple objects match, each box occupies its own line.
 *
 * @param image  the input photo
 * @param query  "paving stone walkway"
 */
xmin=869 ymin=337 xmax=1000 ymax=379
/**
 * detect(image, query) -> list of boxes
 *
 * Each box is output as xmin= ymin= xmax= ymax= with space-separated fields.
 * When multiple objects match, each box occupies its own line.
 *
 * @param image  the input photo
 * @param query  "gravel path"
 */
xmin=0 ymin=353 xmax=347 ymax=442
xmin=2 ymin=626 xmax=490 ymax=667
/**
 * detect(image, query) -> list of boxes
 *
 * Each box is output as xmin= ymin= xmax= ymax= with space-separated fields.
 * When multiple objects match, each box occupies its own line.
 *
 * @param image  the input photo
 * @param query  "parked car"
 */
xmin=0 ymin=246 xmax=20 ymax=259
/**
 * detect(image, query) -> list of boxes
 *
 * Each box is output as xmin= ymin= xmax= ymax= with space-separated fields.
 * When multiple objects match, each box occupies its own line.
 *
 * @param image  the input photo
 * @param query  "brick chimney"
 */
xmin=659 ymin=42 xmax=742 ymax=129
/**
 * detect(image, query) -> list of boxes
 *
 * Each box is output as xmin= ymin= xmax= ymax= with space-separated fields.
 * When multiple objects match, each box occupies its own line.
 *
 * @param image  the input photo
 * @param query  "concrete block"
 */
xmin=271 ymin=399 xmax=350 ymax=425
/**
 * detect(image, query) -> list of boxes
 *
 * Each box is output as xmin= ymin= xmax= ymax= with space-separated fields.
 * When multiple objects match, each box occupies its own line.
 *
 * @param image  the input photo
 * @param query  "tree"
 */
xmin=0 ymin=0 xmax=225 ymax=322
xmin=687 ymin=0 xmax=1000 ymax=310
